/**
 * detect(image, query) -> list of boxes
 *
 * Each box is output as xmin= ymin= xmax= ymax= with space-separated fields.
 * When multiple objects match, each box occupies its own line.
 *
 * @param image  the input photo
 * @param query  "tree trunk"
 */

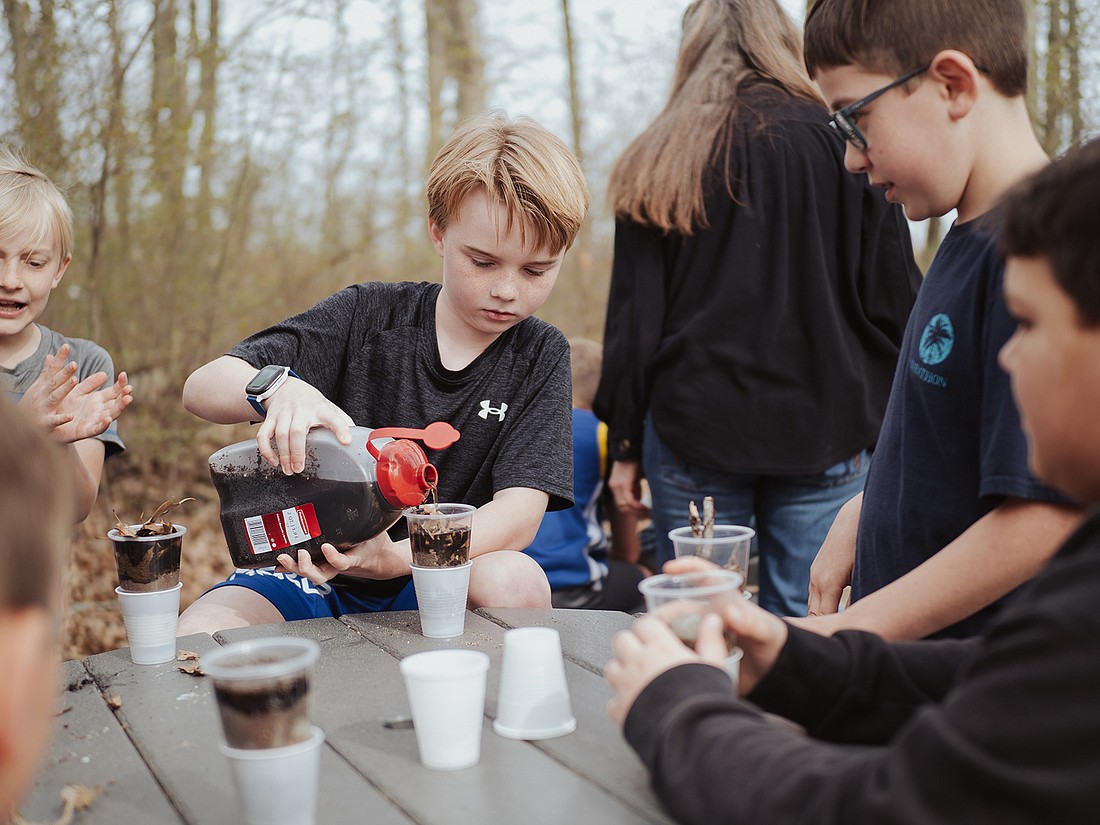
xmin=424 ymin=0 xmax=484 ymax=164
xmin=2 ymin=0 xmax=66 ymax=175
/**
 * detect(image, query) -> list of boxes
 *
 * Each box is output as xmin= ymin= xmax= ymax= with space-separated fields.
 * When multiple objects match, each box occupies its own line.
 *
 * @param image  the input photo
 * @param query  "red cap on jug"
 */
xmin=375 ymin=439 xmax=439 ymax=507
xmin=367 ymin=423 xmax=458 ymax=508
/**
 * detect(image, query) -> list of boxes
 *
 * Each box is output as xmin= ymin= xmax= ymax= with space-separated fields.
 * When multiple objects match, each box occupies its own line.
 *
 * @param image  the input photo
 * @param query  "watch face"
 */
xmin=246 ymin=365 xmax=287 ymax=396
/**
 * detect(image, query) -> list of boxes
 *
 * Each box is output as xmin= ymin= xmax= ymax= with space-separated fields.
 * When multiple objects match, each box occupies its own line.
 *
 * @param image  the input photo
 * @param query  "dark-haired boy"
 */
xmin=796 ymin=0 xmax=1082 ymax=639
xmin=606 ymin=137 xmax=1100 ymax=825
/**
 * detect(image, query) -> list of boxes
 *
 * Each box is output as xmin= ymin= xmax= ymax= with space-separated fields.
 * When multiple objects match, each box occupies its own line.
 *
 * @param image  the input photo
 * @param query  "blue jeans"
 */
xmin=643 ymin=417 xmax=869 ymax=617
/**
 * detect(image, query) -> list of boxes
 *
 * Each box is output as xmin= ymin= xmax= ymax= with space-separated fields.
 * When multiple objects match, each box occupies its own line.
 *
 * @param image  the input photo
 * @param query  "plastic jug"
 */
xmin=209 ymin=422 xmax=460 ymax=569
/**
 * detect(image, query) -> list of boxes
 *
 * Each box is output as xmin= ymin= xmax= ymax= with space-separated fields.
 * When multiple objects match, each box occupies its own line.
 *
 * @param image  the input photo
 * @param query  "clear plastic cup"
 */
xmin=115 ymin=582 xmax=182 ymax=665
xmin=493 ymin=627 xmax=576 ymax=740
xmin=220 ymin=725 xmax=324 ymax=825
xmin=400 ymin=649 xmax=489 ymax=770
xmin=109 ymin=525 xmax=185 ymax=592
xmin=201 ymin=637 xmax=320 ymax=750
xmin=409 ymin=560 xmax=472 ymax=638
xmin=404 ymin=503 xmax=475 ymax=567
xmin=668 ymin=525 xmax=754 ymax=580
xmin=638 ymin=570 xmax=743 ymax=648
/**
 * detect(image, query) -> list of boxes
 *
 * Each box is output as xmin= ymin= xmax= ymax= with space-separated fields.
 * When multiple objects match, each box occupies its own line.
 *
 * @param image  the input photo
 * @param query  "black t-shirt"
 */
xmin=855 ymin=218 xmax=1067 ymax=637
xmin=594 ymin=80 xmax=921 ymax=474
xmin=229 ymin=281 xmax=574 ymax=596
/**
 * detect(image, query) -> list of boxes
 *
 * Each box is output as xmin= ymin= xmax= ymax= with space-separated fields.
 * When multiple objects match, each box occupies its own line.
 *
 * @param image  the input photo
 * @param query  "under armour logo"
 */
xmin=478 ymin=400 xmax=508 ymax=421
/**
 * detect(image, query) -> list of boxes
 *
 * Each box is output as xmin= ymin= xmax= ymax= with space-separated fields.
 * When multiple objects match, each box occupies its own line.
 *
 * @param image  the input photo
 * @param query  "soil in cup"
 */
xmin=408 ymin=509 xmax=471 ymax=568
xmin=112 ymin=534 xmax=182 ymax=592
xmin=213 ymin=672 xmax=312 ymax=749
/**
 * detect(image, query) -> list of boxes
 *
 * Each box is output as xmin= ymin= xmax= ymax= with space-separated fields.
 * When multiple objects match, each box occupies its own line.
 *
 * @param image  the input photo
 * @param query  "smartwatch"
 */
xmin=245 ymin=365 xmax=299 ymax=418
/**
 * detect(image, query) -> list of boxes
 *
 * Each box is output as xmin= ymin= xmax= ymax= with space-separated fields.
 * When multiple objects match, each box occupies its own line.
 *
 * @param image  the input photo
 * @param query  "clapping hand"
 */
xmin=19 ymin=343 xmax=133 ymax=443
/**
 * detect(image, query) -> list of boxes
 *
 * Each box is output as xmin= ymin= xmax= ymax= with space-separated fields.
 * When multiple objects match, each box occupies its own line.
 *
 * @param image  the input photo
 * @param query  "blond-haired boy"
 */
xmin=0 ymin=145 xmax=132 ymax=522
xmin=795 ymin=0 xmax=1083 ymax=639
xmin=178 ymin=112 xmax=589 ymax=635
xmin=0 ymin=398 xmax=73 ymax=823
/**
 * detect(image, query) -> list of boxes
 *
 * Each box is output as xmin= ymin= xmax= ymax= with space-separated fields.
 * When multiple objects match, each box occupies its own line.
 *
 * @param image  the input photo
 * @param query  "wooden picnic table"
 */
xmin=21 ymin=608 xmax=677 ymax=825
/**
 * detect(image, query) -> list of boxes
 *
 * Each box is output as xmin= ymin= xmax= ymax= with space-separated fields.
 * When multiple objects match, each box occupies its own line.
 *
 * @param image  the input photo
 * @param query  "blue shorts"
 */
xmin=208 ymin=568 xmax=420 ymax=620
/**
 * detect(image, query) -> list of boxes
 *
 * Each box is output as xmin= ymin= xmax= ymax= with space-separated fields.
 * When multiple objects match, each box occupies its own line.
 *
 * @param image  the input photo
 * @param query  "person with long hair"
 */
xmin=594 ymin=0 xmax=921 ymax=616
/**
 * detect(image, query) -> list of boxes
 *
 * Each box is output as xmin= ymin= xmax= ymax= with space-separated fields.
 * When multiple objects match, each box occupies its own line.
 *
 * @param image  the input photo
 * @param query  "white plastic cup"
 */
xmin=668 ymin=525 xmax=755 ymax=580
xmin=493 ymin=627 xmax=576 ymax=741
xmin=409 ymin=561 xmax=472 ymax=638
xmin=220 ymin=725 xmax=324 ymax=825
xmin=115 ymin=582 xmax=182 ymax=665
xmin=400 ymin=649 xmax=489 ymax=770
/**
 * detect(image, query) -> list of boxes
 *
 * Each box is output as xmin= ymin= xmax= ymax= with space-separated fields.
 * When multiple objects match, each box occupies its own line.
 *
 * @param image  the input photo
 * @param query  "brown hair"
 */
xmin=1000 ymin=139 xmax=1100 ymax=327
xmin=0 ymin=143 xmax=74 ymax=263
xmin=607 ymin=0 xmax=823 ymax=235
xmin=804 ymin=0 xmax=1028 ymax=97
xmin=568 ymin=338 xmax=603 ymax=409
xmin=426 ymin=111 xmax=590 ymax=253
xmin=0 ymin=398 xmax=73 ymax=611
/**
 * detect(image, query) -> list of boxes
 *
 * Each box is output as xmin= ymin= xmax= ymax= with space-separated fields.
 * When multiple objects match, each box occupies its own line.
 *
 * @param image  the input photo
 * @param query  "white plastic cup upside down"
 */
xmin=400 ymin=649 xmax=489 ymax=770
xmin=493 ymin=627 xmax=576 ymax=740
xmin=114 ymin=582 xmax=182 ymax=665
xmin=409 ymin=561 xmax=472 ymax=638
xmin=220 ymin=725 xmax=325 ymax=825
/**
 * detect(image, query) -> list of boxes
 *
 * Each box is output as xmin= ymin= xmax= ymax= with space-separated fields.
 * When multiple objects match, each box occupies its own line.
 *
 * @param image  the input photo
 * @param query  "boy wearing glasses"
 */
xmin=607 ymin=134 xmax=1100 ymax=825
xmin=792 ymin=0 xmax=1083 ymax=639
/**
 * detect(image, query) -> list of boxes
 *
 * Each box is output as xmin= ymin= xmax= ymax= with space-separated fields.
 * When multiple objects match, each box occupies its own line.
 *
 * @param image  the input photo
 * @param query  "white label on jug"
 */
xmin=242 ymin=503 xmax=322 ymax=555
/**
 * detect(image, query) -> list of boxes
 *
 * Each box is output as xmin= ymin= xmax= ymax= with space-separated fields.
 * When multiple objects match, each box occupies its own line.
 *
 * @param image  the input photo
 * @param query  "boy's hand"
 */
xmin=19 ymin=344 xmax=134 ymax=442
xmin=807 ymin=492 xmax=862 ymax=616
xmin=606 ymin=615 xmax=711 ymax=727
xmin=255 ymin=377 xmax=353 ymax=475
xmin=275 ymin=533 xmax=412 ymax=585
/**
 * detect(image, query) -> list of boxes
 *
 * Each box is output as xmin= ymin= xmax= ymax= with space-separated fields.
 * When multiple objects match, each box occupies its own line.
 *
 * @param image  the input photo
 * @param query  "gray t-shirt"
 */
xmin=230 ymin=281 xmax=574 ymax=517
xmin=1 ymin=324 xmax=125 ymax=457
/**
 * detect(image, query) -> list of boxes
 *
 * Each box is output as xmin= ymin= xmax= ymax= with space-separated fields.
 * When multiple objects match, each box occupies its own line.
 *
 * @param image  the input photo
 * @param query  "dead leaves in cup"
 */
xmin=112 ymin=498 xmax=194 ymax=537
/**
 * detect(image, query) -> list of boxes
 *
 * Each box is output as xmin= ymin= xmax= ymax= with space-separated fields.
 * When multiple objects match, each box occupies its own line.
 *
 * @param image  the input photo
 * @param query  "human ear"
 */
xmin=51 ymin=254 xmax=71 ymax=289
xmin=427 ymin=219 xmax=446 ymax=257
xmin=929 ymin=49 xmax=981 ymax=120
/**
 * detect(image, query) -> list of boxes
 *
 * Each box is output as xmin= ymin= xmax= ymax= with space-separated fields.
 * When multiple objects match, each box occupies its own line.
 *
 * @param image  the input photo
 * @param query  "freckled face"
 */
xmin=815 ymin=64 xmax=967 ymax=222
xmin=430 ymin=189 xmax=563 ymax=346
xmin=999 ymin=256 xmax=1100 ymax=501
xmin=0 ymin=222 xmax=69 ymax=351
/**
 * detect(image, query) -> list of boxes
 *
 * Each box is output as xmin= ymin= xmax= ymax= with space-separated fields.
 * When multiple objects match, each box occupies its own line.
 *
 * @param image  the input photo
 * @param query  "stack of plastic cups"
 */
xmin=108 ymin=525 xmax=186 ymax=665
xmin=202 ymin=637 xmax=324 ymax=825
xmin=493 ymin=627 xmax=576 ymax=740
xmin=405 ymin=503 xmax=476 ymax=638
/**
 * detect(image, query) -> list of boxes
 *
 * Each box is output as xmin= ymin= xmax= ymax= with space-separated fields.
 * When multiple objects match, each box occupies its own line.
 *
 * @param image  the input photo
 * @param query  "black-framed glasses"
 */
xmin=829 ymin=64 xmax=930 ymax=151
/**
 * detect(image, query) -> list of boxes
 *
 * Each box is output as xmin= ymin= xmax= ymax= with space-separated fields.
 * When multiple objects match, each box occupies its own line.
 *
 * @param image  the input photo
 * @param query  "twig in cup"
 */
xmin=702 ymin=496 xmax=715 ymax=539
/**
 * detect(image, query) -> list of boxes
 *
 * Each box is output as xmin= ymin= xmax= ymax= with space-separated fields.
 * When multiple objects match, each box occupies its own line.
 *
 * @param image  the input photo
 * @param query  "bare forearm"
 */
xmin=469 ymin=489 xmax=549 ymax=557
xmin=826 ymin=499 xmax=1084 ymax=640
xmin=70 ymin=440 xmax=105 ymax=523
xmin=182 ymin=356 xmax=259 ymax=423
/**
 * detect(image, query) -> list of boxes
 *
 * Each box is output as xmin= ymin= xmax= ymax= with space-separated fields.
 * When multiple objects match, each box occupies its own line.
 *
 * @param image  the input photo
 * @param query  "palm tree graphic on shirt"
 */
xmin=919 ymin=313 xmax=955 ymax=366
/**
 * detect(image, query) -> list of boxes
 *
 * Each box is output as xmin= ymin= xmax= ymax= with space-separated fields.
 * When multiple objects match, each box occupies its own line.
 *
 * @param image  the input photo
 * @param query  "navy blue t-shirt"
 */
xmin=853 ymin=218 xmax=1066 ymax=638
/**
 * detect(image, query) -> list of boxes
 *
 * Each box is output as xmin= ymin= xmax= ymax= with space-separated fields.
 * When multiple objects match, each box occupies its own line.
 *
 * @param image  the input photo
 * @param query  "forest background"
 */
xmin=1 ymin=0 xmax=1096 ymax=658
